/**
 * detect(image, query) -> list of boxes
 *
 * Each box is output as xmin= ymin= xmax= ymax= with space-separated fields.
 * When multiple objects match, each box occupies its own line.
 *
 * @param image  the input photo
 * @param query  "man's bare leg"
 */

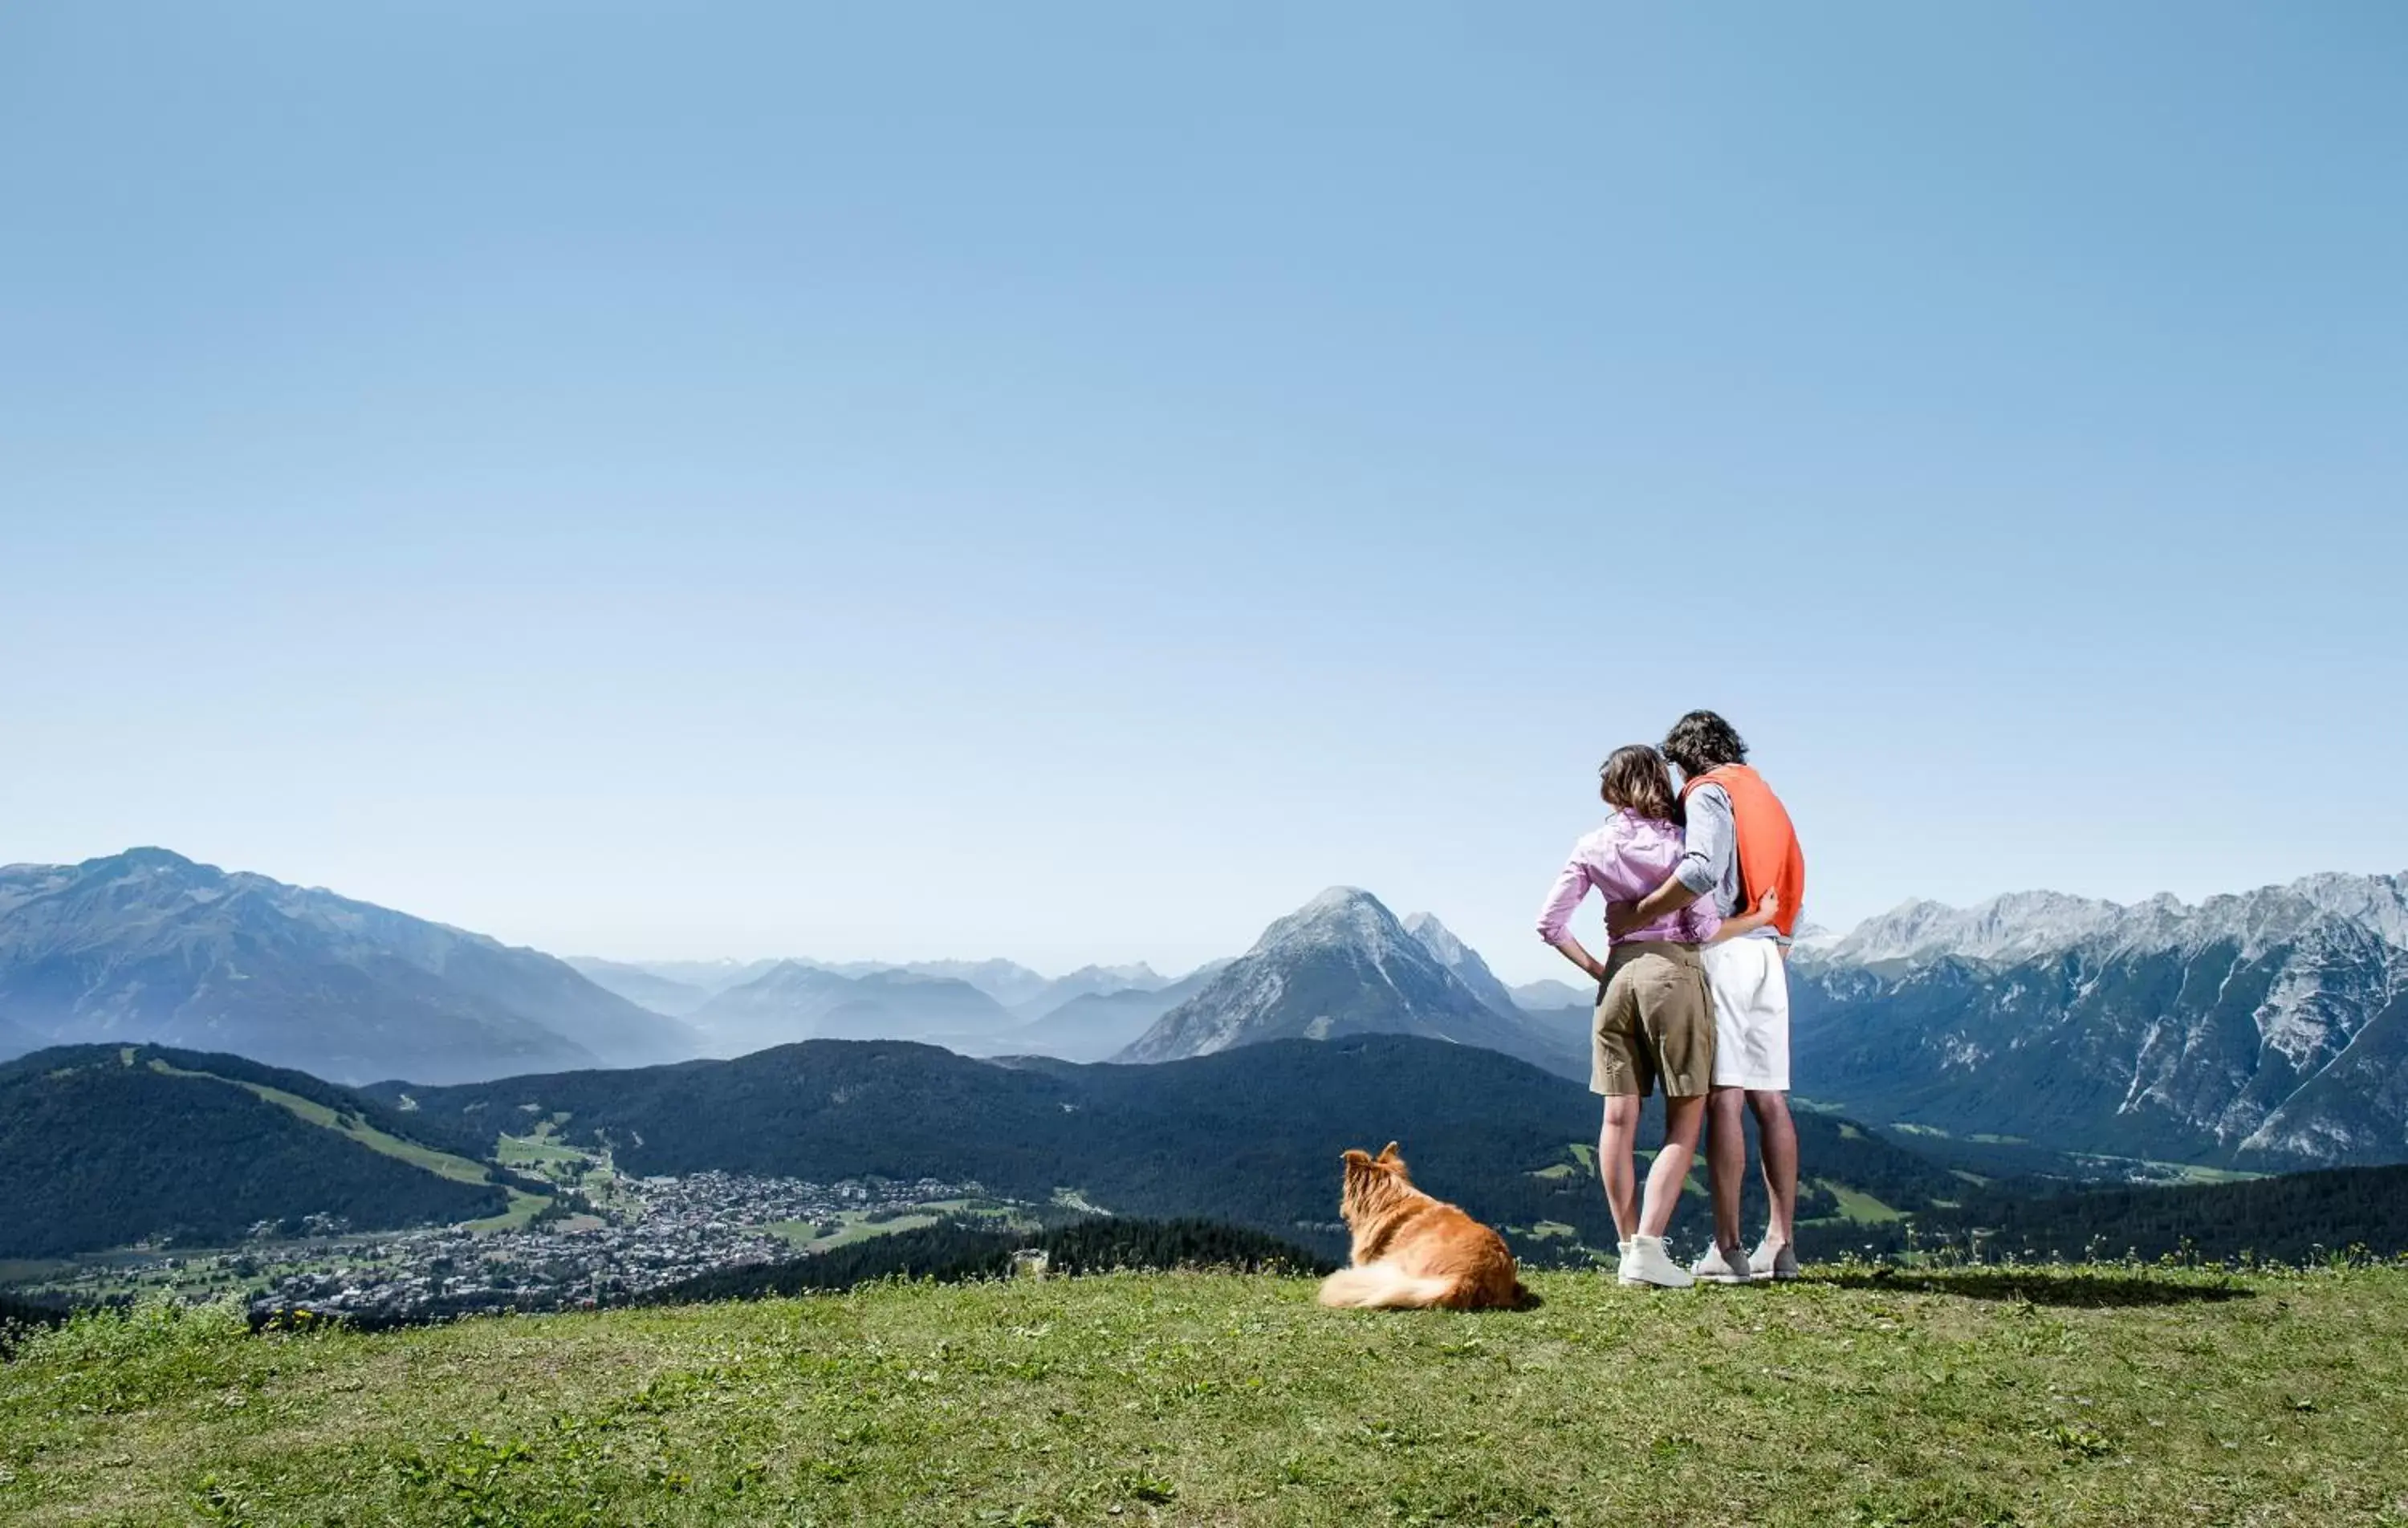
xmin=1706 ymin=1087 xmax=1747 ymax=1254
xmin=1749 ymin=1089 xmax=1799 ymax=1248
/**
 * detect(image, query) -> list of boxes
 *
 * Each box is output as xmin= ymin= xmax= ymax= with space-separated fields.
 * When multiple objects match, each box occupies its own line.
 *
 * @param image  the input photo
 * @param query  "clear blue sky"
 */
xmin=4 ymin=3 xmax=2403 ymax=982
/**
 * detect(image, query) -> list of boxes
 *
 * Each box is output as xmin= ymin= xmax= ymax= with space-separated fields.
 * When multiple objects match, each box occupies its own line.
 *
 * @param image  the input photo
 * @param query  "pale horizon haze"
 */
xmin=5 ymin=4 xmax=2405 ymax=983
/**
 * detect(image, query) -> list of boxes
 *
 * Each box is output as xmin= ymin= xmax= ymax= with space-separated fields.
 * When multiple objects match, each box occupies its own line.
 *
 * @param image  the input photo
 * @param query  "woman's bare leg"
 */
xmin=1639 ymin=1094 xmax=1707 ymax=1239
xmin=1597 ymin=1095 xmax=1641 ymax=1242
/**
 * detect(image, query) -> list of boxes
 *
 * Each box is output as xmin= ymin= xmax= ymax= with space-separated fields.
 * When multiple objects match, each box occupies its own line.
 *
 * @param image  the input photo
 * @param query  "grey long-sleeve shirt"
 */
xmin=1673 ymin=783 xmax=1789 ymax=942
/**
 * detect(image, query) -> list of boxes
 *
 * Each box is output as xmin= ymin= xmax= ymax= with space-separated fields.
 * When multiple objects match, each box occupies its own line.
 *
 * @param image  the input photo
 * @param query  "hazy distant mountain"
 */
xmin=870 ymin=959 xmax=1052 ymax=1010
xmin=1118 ymin=888 xmax=1582 ymax=1077
xmin=565 ymin=957 xmax=715 ymax=1018
xmin=728 ymin=957 xmax=1054 ymax=1010
xmin=620 ymin=958 xmax=783 ymax=996
xmin=1510 ymin=979 xmax=1591 ymax=1012
xmin=969 ymin=961 xmax=1230 ymax=1063
xmin=1011 ymin=963 xmax=1170 ymax=1021
xmin=1796 ymin=872 xmax=2408 ymax=1168
xmin=689 ymin=961 xmax=1022 ymax=1055
xmin=600 ymin=955 xmax=1157 ymax=1018
xmin=0 ymin=849 xmax=698 ymax=1085
xmin=1402 ymin=912 xmax=1521 ymax=1016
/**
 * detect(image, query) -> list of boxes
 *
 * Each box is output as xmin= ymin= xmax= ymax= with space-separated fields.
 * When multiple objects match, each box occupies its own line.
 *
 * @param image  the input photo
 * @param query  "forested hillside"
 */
xmin=378 ymin=1034 xmax=1963 ymax=1261
xmin=0 ymin=1047 xmax=509 ymax=1257
xmin=1877 ymin=1163 xmax=2408 ymax=1263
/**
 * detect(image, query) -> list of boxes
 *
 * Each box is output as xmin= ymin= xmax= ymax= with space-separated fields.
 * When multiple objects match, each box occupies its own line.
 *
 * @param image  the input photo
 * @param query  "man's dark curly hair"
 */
xmin=1662 ymin=709 xmax=1747 ymax=778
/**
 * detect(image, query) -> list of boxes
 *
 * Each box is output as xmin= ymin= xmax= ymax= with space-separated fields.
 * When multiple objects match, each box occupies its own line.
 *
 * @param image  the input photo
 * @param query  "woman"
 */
xmin=1534 ymin=744 xmax=1775 ymax=1288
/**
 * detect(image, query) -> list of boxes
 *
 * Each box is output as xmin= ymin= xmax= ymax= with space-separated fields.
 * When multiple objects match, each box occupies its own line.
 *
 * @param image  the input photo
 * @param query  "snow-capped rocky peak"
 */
xmin=1258 ymin=887 xmax=1412 ymax=959
xmin=1816 ymin=890 xmax=2124 ymax=966
xmin=1402 ymin=912 xmax=1520 ymax=1018
xmin=1117 ymin=887 xmax=1556 ymax=1069
xmin=1401 ymin=912 xmax=1467 ymax=964
xmin=1811 ymin=874 xmax=2408 ymax=971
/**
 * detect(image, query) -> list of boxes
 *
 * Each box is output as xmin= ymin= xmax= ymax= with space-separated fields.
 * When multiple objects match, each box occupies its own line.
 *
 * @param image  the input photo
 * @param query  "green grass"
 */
xmin=147 ymin=1059 xmax=547 ymax=1233
xmin=0 ymin=1260 xmax=75 ymax=1286
xmin=2113 ymin=1160 xmax=2266 ymax=1186
xmin=767 ymin=1204 xmax=1035 ymax=1254
xmin=6 ymin=1266 xmax=2406 ymax=1526
xmin=495 ymin=1130 xmax=587 ymax=1172
xmin=810 ymin=1212 xmax=949 ymax=1250
xmin=759 ymin=1212 xmax=945 ymax=1253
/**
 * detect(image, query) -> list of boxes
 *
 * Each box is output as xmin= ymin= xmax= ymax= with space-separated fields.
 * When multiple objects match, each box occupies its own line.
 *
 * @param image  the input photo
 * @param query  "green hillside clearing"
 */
xmin=6 ymin=1265 xmax=2404 ymax=1526
xmin=1812 ymin=1179 xmax=1907 ymax=1225
xmin=148 ymin=1058 xmax=545 ymax=1233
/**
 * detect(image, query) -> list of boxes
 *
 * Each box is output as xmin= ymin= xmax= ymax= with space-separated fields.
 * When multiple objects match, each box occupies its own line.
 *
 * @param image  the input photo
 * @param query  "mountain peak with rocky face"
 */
xmin=1401 ymin=911 xmax=1520 ymax=1018
xmin=1117 ymin=889 xmax=1572 ymax=1075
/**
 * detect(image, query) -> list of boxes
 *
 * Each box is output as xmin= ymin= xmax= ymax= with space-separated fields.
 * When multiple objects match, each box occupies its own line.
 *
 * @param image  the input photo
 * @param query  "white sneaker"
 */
xmin=1748 ymin=1238 xmax=1800 ymax=1282
xmin=1617 ymin=1235 xmax=1695 ymax=1289
xmin=1690 ymin=1242 xmax=1755 ymax=1285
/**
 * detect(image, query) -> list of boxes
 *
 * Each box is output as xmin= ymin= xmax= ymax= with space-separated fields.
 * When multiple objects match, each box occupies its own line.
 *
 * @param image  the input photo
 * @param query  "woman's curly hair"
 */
xmin=1662 ymin=709 xmax=1747 ymax=778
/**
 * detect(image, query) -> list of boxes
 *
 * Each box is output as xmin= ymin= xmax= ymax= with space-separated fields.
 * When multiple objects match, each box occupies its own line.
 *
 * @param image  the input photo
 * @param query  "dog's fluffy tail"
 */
xmin=1317 ymin=1264 xmax=1458 ymax=1309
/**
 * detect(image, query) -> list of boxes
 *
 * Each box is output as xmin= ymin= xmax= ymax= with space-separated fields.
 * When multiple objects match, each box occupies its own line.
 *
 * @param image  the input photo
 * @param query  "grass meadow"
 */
xmin=4 ymin=1263 xmax=2404 ymax=1526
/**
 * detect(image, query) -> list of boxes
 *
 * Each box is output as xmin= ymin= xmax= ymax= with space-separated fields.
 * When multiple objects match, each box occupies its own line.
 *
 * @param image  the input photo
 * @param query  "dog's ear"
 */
xmin=1377 ymin=1141 xmax=1401 ymax=1164
xmin=1343 ymin=1148 xmax=1372 ymax=1167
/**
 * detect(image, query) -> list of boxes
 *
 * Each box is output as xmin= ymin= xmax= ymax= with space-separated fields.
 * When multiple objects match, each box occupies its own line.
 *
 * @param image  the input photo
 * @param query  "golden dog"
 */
xmin=1317 ymin=1142 xmax=1527 ymax=1311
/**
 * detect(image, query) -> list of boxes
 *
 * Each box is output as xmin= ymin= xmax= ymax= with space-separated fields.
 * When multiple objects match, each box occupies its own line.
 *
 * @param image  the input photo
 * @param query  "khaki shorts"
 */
xmin=1590 ymin=941 xmax=1715 ymax=1099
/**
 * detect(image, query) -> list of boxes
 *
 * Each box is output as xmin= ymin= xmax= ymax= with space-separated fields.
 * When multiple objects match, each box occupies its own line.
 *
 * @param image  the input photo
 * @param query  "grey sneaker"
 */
xmin=1691 ymin=1242 xmax=1755 ymax=1285
xmin=1748 ymin=1238 xmax=1800 ymax=1282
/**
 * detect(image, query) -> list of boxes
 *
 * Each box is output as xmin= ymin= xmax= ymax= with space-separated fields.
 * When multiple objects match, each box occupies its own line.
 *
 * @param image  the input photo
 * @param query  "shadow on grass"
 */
xmin=1811 ymin=1268 xmax=2255 ymax=1308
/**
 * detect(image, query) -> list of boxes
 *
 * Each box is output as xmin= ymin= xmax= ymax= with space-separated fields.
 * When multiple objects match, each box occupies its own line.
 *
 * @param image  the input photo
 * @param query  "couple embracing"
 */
xmin=1534 ymin=709 xmax=1806 ymax=1289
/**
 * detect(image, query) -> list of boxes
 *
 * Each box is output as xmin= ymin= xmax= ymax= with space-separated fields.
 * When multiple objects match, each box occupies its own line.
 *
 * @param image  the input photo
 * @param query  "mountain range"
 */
xmin=0 ymin=850 xmax=695 ymax=1085
xmin=1792 ymin=872 xmax=2408 ymax=1169
xmin=6 ymin=845 xmax=2406 ymax=1173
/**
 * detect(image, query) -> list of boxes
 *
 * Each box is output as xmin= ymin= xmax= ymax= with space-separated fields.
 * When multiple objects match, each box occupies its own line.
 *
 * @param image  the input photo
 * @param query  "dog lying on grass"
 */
xmin=1317 ymin=1142 xmax=1529 ymax=1311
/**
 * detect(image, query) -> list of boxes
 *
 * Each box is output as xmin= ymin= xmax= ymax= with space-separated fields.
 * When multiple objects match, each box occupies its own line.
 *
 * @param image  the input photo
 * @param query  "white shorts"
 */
xmin=1702 ymin=938 xmax=1790 ymax=1091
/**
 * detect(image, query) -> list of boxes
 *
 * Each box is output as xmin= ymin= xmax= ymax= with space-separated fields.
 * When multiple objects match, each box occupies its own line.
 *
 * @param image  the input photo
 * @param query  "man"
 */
xmin=1609 ymin=709 xmax=1807 ymax=1282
